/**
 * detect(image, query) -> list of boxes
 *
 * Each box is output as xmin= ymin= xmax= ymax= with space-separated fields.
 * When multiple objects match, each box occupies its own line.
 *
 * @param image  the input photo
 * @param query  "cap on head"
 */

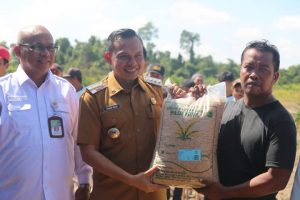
xmin=0 ymin=46 xmax=10 ymax=62
xmin=232 ymin=79 xmax=241 ymax=88
xmin=147 ymin=64 xmax=165 ymax=77
xmin=218 ymin=71 xmax=234 ymax=82
xmin=63 ymin=68 xmax=82 ymax=83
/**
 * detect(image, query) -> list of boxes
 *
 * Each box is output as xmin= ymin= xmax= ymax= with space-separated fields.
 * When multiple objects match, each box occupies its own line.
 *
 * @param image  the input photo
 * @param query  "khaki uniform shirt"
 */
xmin=78 ymin=72 xmax=166 ymax=200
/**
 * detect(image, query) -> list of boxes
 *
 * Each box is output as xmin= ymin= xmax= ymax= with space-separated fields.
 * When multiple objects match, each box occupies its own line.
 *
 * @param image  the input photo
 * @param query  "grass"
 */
xmin=274 ymin=84 xmax=300 ymax=147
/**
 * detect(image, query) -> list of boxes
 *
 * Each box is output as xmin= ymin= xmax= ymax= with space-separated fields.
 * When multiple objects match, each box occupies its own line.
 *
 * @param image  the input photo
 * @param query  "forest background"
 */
xmin=1 ymin=22 xmax=299 ymax=134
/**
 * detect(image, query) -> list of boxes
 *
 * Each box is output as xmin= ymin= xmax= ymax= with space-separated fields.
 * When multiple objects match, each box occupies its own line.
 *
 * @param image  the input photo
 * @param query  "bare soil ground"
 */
xmin=276 ymin=149 xmax=299 ymax=200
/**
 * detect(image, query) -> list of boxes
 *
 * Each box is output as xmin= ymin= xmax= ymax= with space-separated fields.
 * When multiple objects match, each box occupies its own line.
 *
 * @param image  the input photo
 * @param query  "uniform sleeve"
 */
xmin=68 ymin=88 xmax=93 ymax=185
xmin=77 ymin=91 xmax=102 ymax=147
xmin=266 ymin=119 xmax=297 ymax=170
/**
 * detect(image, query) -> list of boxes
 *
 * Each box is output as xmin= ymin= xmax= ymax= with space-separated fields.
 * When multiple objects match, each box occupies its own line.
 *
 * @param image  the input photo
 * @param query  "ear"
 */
xmin=4 ymin=63 xmax=9 ymax=70
xmin=13 ymin=45 xmax=21 ymax=58
xmin=144 ymin=60 xmax=149 ymax=68
xmin=104 ymin=51 xmax=112 ymax=64
xmin=273 ymin=71 xmax=280 ymax=84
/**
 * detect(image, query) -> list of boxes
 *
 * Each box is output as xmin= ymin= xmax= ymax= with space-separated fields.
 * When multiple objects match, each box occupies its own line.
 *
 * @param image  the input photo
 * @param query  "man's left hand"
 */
xmin=194 ymin=179 xmax=227 ymax=200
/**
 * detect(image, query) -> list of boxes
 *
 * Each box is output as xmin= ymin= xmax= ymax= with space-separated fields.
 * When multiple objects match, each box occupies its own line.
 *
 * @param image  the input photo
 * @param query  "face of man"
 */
xmin=50 ymin=66 xmax=63 ymax=77
xmin=232 ymin=85 xmax=244 ymax=100
xmin=0 ymin=58 xmax=9 ymax=77
xmin=240 ymin=48 xmax=279 ymax=99
xmin=193 ymin=76 xmax=203 ymax=85
xmin=106 ymin=36 xmax=145 ymax=83
xmin=14 ymin=27 xmax=55 ymax=78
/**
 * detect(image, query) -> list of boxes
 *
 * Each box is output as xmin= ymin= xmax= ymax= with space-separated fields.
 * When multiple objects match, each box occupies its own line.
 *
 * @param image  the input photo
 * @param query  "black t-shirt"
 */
xmin=217 ymin=99 xmax=296 ymax=200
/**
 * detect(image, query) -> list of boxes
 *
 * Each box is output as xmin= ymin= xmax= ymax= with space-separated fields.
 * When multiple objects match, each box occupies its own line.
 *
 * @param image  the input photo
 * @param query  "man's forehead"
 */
xmin=243 ymin=49 xmax=273 ymax=62
xmin=113 ymin=37 xmax=143 ymax=51
xmin=19 ymin=29 xmax=53 ymax=44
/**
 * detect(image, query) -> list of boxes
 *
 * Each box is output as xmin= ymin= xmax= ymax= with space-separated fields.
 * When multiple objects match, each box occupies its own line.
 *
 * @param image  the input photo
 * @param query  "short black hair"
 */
xmin=63 ymin=68 xmax=82 ymax=83
xmin=182 ymin=80 xmax=195 ymax=88
xmin=107 ymin=28 xmax=146 ymax=59
xmin=218 ymin=71 xmax=234 ymax=82
xmin=241 ymin=40 xmax=280 ymax=72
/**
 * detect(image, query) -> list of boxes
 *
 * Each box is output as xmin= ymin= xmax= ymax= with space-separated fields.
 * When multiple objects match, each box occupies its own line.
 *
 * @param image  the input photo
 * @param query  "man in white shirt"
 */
xmin=0 ymin=25 xmax=92 ymax=200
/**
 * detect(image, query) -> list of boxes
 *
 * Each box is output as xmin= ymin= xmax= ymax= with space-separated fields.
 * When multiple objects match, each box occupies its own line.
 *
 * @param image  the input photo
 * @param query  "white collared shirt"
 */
xmin=0 ymin=66 xmax=92 ymax=200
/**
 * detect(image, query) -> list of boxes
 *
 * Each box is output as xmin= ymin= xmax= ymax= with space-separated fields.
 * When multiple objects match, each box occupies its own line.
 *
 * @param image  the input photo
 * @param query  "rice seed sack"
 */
xmin=151 ymin=83 xmax=226 ymax=188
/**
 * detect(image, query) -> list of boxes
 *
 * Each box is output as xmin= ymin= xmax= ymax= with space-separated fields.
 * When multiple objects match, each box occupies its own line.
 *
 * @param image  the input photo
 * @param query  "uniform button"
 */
xmin=137 ymin=128 xmax=140 ymax=132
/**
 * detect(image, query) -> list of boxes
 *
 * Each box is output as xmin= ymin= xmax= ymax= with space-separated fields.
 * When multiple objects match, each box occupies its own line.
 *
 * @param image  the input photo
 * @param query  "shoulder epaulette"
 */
xmin=86 ymin=81 xmax=107 ymax=94
xmin=144 ymin=76 xmax=162 ymax=87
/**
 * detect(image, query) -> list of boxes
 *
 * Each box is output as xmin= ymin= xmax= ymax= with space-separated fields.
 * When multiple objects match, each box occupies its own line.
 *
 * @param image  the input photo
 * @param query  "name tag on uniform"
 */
xmin=48 ymin=116 xmax=64 ymax=138
xmin=103 ymin=104 xmax=120 ymax=112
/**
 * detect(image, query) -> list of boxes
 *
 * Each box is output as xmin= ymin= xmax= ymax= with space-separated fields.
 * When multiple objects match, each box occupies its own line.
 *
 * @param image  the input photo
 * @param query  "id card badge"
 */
xmin=48 ymin=115 xmax=64 ymax=138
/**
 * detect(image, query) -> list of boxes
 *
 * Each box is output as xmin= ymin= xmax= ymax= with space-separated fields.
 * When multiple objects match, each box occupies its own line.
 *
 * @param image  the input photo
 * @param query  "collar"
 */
xmin=15 ymin=65 xmax=54 ymax=87
xmin=107 ymin=72 xmax=146 ymax=97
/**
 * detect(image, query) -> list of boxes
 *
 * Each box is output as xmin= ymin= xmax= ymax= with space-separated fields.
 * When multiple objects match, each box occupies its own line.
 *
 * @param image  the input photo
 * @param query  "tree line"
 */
xmin=1 ymin=22 xmax=299 ymax=86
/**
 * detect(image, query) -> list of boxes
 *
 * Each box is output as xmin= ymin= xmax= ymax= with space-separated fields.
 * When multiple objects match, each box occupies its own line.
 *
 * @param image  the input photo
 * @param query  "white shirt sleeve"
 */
xmin=291 ymin=160 xmax=300 ymax=199
xmin=70 ymin=87 xmax=93 ymax=185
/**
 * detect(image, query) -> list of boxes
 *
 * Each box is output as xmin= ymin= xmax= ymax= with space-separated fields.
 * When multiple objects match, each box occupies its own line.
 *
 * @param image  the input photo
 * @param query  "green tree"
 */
xmin=138 ymin=22 xmax=158 ymax=62
xmin=55 ymin=38 xmax=72 ymax=65
xmin=180 ymin=30 xmax=200 ymax=64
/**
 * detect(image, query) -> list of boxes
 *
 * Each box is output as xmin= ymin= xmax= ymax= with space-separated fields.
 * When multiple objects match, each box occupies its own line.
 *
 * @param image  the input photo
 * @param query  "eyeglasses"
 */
xmin=19 ymin=43 xmax=59 ymax=53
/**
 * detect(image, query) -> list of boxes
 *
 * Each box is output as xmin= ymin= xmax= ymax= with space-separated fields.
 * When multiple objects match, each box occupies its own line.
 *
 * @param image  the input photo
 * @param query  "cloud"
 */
xmin=234 ymin=27 xmax=263 ymax=39
xmin=168 ymin=0 xmax=231 ymax=27
xmin=275 ymin=38 xmax=300 ymax=68
xmin=275 ymin=15 xmax=300 ymax=30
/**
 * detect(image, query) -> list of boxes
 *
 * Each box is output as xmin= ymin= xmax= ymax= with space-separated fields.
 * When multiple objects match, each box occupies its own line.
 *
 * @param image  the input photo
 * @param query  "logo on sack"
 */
xmin=174 ymin=120 xmax=201 ymax=141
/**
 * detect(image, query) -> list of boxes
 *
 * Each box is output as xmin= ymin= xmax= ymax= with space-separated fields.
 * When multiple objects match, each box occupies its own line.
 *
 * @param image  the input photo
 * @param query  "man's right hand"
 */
xmin=128 ymin=165 xmax=168 ymax=193
xmin=191 ymin=84 xmax=207 ymax=99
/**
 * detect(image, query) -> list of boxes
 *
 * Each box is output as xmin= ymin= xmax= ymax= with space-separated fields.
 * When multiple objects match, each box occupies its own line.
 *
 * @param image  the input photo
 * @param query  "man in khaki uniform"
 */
xmin=77 ymin=28 xmax=185 ymax=200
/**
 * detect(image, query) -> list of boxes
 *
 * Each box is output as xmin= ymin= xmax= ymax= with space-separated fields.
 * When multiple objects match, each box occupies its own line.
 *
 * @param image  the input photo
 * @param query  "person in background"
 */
xmin=63 ymin=67 xmax=86 ymax=98
xmin=181 ymin=79 xmax=195 ymax=93
xmin=0 ymin=25 xmax=92 ymax=200
xmin=218 ymin=71 xmax=235 ymax=102
xmin=191 ymin=73 xmax=204 ymax=85
xmin=50 ymin=63 xmax=64 ymax=77
xmin=146 ymin=63 xmax=165 ymax=80
xmin=232 ymin=78 xmax=244 ymax=100
xmin=144 ymin=63 xmax=165 ymax=88
xmin=0 ymin=46 xmax=10 ymax=77
xmin=77 ymin=28 xmax=186 ymax=200
xmin=196 ymin=40 xmax=296 ymax=199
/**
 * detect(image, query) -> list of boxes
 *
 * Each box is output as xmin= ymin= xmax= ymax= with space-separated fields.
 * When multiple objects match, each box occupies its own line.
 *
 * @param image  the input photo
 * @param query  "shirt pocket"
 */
xmin=7 ymin=102 xmax=33 ymax=147
xmin=8 ymin=102 xmax=32 ymax=128
xmin=100 ymin=109 xmax=126 ymax=149
xmin=51 ymin=102 xmax=71 ymax=138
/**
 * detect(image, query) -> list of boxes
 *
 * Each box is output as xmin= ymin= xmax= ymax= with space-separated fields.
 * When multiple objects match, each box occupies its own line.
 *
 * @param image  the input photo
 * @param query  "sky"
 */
xmin=1 ymin=0 xmax=300 ymax=69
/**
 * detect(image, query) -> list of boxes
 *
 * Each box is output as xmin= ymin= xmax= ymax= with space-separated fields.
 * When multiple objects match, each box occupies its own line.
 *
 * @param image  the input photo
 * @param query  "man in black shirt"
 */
xmin=197 ymin=40 xmax=296 ymax=199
